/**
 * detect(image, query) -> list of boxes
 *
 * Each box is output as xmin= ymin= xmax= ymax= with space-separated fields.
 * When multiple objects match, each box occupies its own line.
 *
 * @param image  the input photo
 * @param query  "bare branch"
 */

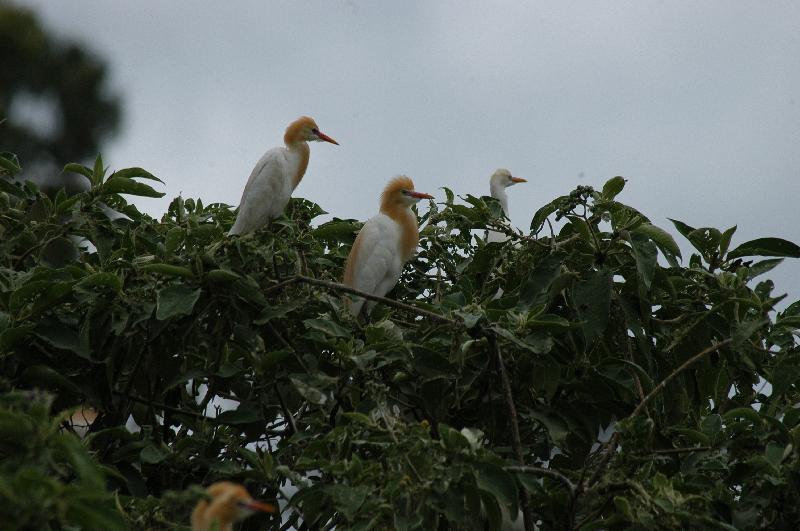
xmin=266 ymin=275 xmax=455 ymax=324
xmin=488 ymin=332 xmax=536 ymax=531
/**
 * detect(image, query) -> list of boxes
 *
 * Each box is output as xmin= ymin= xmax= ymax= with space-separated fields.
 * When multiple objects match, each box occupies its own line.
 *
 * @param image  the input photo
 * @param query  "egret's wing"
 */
xmin=229 ymin=148 xmax=290 ymax=235
xmin=343 ymin=215 xmax=402 ymax=314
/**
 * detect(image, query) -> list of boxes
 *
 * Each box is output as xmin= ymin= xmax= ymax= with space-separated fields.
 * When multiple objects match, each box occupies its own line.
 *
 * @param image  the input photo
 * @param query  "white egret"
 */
xmin=229 ymin=116 xmax=338 ymax=235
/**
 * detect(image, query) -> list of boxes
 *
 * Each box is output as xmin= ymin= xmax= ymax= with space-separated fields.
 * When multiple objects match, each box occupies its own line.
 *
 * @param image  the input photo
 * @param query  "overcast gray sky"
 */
xmin=20 ymin=0 xmax=800 ymax=305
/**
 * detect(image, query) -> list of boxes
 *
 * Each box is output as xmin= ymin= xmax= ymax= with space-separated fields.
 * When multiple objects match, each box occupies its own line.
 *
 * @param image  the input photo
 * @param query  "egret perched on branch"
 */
xmin=228 ymin=116 xmax=338 ymax=235
xmin=487 ymin=168 xmax=526 ymax=243
xmin=343 ymin=176 xmax=433 ymax=317
xmin=191 ymin=481 xmax=276 ymax=531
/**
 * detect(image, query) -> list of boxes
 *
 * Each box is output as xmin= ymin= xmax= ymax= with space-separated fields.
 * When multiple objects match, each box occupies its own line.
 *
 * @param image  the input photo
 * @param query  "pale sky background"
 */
xmin=17 ymin=0 xmax=800 ymax=306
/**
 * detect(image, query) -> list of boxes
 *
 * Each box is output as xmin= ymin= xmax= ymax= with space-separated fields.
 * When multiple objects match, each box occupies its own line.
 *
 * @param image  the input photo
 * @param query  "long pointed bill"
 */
xmin=511 ymin=177 xmax=527 ymax=183
xmin=316 ymin=131 xmax=339 ymax=145
xmin=239 ymin=500 xmax=278 ymax=513
xmin=408 ymin=191 xmax=434 ymax=199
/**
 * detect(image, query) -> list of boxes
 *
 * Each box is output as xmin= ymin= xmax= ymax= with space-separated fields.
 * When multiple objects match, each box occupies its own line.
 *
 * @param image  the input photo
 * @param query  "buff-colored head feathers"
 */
xmin=191 ymin=481 xmax=276 ymax=531
xmin=379 ymin=175 xmax=433 ymax=212
xmin=284 ymin=116 xmax=338 ymax=145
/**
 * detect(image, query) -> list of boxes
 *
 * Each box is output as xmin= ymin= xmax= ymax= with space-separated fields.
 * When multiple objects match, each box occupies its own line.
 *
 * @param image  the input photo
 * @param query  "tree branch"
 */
xmin=113 ymin=391 xmax=288 ymax=435
xmin=274 ymin=383 xmax=299 ymax=435
xmin=488 ymin=332 xmax=536 ymax=531
xmin=265 ymin=275 xmax=455 ymax=324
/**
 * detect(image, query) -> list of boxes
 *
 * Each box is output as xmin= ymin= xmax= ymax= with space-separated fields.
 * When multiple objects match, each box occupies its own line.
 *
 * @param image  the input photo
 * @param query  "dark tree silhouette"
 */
xmin=0 ymin=2 xmax=120 ymax=180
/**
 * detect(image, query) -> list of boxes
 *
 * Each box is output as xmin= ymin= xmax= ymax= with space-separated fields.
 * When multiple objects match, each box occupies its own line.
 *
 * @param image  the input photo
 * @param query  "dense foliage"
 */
xmin=1 ymin=150 xmax=800 ymax=530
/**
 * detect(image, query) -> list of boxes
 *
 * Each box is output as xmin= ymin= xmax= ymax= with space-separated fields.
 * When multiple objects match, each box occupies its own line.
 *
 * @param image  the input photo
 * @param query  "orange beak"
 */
xmin=511 ymin=177 xmax=527 ymax=183
xmin=409 ymin=191 xmax=434 ymax=199
xmin=316 ymin=131 xmax=339 ymax=145
xmin=240 ymin=500 xmax=278 ymax=513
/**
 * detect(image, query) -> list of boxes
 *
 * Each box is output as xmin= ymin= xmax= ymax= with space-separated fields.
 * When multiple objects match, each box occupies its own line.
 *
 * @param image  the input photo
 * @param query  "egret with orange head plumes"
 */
xmin=229 ymin=116 xmax=338 ymax=235
xmin=191 ymin=481 xmax=276 ymax=531
xmin=343 ymin=176 xmax=433 ymax=317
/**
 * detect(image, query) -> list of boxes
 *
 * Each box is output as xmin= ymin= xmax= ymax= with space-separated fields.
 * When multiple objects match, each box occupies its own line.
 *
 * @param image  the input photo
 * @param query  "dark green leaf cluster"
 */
xmin=1 ymin=152 xmax=799 ymax=530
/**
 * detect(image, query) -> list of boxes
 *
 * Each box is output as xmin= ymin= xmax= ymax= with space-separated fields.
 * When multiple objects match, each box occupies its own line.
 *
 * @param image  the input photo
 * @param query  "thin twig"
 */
xmin=267 ymin=275 xmax=455 ymax=324
xmin=112 ymin=391 xmax=289 ymax=434
xmin=274 ymin=383 xmax=299 ymax=435
xmin=488 ymin=332 xmax=536 ymax=531
xmin=651 ymin=446 xmax=712 ymax=455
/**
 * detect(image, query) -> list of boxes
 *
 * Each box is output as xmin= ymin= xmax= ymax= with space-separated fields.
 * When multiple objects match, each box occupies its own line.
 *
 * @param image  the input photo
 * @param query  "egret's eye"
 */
xmin=311 ymin=128 xmax=319 ymax=135
xmin=401 ymin=189 xmax=410 ymax=195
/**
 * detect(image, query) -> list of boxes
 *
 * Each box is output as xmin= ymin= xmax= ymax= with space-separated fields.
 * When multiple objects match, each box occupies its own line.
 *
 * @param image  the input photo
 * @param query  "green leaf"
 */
xmin=140 ymin=263 xmax=194 ymax=278
xmin=475 ymin=463 xmax=518 ymax=523
xmin=633 ymin=223 xmax=682 ymax=263
xmin=103 ymin=176 xmax=165 ymax=198
xmin=527 ymin=410 xmax=569 ymax=446
xmin=140 ymin=445 xmax=169 ymax=464
xmin=479 ymin=489 xmax=502 ymax=531
xmin=668 ymin=218 xmax=696 ymax=241
xmin=573 ymin=269 xmax=612 ymax=342
xmin=733 ymin=318 xmax=768 ymax=346
xmin=109 ymin=167 xmax=164 ymax=183
xmin=670 ymin=428 xmax=710 ymax=445
xmin=92 ymin=153 xmax=105 ymax=187
xmin=20 ymin=365 xmax=82 ymax=395
xmin=164 ymin=227 xmax=184 ymax=255
xmin=291 ymin=377 xmax=328 ymax=405
xmin=216 ymin=405 xmax=261 ymax=425
xmin=303 ymin=318 xmax=351 ymax=338
xmin=325 ymin=485 xmax=368 ymax=521
xmin=723 ymin=407 xmax=762 ymax=424
xmin=156 ymin=285 xmax=201 ymax=320
xmin=745 ymin=258 xmax=784 ymax=280
xmin=63 ymin=162 xmax=93 ymax=181
xmin=627 ymin=232 xmax=658 ymax=289
xmin=700 ymin=414 xmax=722 ymax=440
xmin=775 ymin=316 xmax=800 ymax=330
xmin=727 ymin=237 xmax=800 ymax=259
xmin=58 ymin=434 xmax=104 ymax=488
xmin=0 ymin=326 xmax=33 ymax=351
xmin=311 ymin=219 xmax=361 ymax=241
xmin=35 ymin=322 xmax=89 ymax=359
xmin=76 ymin=272 xmax=123 ymax=292
xmin=719 ymin=225 xmax=737 ymax=257
xmin=530 ymin=199 xmax=560 ymax=233
xmin=518 ymin=253 xmax=564 ymax=308
xmin=0 ymin=152 xmax=22 ymax=175
xmin=601 ymin=176 xmax=626 ymax=200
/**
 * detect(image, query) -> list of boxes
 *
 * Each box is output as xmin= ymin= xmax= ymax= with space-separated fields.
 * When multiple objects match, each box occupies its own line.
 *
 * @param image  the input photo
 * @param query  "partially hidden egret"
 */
xmin=229 ymin=116 xmax=338 ymax=235
xmin=486 ymin=168 xmax=526 ymax=243
xmin=191 ymin=481 xmax=276 ymax=531
xmin=343 ymin=175 xmax=433 ymax=317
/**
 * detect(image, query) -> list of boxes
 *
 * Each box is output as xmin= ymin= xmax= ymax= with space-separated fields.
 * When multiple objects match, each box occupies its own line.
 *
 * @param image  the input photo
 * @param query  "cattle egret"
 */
xmin=191 ymin=481 xmax=276 ymax=531
xmin=343 ymin=175 xmax=433 ymax=316
xmin=487 ymin=168 xmax=526 ymax=243
xmin=229 ymin=116 xmax=338 ymax=235
xmin=69 ymin=406 xmax=98 ymax=439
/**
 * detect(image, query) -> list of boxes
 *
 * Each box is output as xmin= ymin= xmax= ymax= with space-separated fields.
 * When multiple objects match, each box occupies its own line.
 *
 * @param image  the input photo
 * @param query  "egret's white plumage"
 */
xmin=229 ymin=116 xmax=337 ymax=235
xmin=486 ymin=168 xmax=526 ymax=243
xmin=343 ymin=176 xmax=433 ymax=316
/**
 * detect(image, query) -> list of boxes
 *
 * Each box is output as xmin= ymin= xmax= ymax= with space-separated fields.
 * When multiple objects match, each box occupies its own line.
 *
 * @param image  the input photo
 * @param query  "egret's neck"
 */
xmin=286 ymin=141 xmax=310 ymax=190
xmin=382 ymin=204 xmax=420 ymax=262
xmin=490 ymin=182 xmax=510 ymax=216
